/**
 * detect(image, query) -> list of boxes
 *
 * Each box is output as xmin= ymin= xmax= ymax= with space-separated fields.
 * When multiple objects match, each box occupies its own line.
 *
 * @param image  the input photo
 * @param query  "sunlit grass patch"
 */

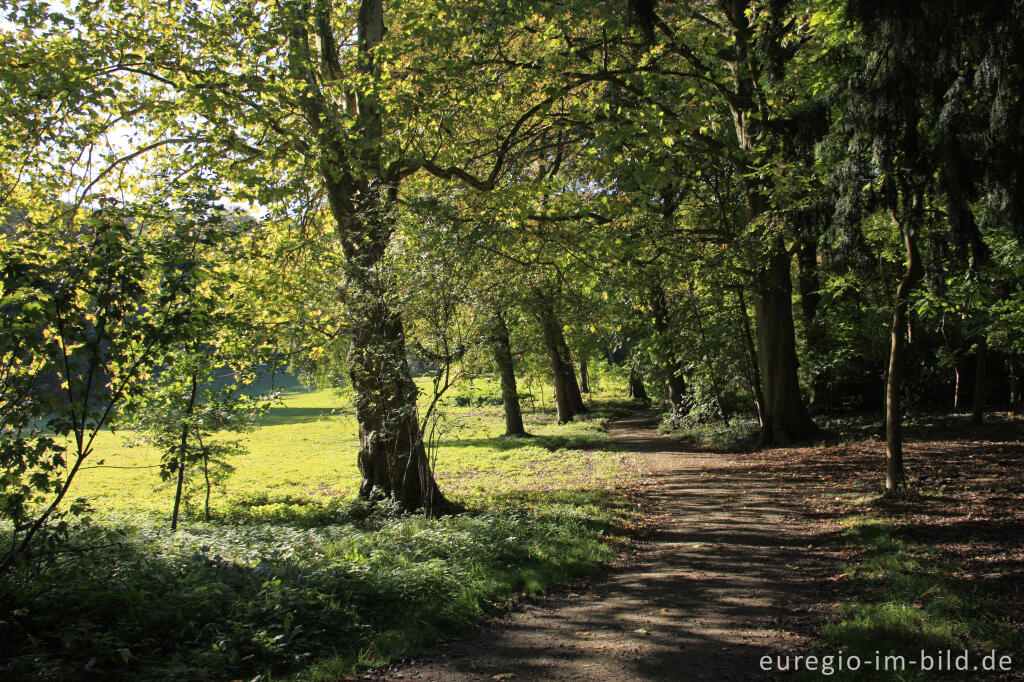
xmin=71 ymin=386 xmax=361 ymax=517
xmin=71 ymin=382 xmax=637 ymax=526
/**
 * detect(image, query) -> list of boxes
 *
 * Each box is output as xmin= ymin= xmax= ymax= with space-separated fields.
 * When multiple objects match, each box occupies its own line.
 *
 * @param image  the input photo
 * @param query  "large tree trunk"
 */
xmin=972 ymin=334 xmax=987 ymax=425
xmin=721 ymin=4 xmax=814 ymax=443
xmin=753 ymin=248 xmax=817 ymax=444
xmin=286 ymin=0 xmax=451 ymax=514
xmin=329 ymin=195 xmax=451 ymax=514
xmin=488 ymin=312 xmax=527 ymax=436
xmin=797 ymin=239 xmax=827 ymax=410
xmin=650 ymin=283 xmax=687 ymax=411
xmin=885 ymin=203 xmax=923 ymax=490
xmin=348 ymin=285 xmax=448 ymax=512
xmin=535 ymin=293 xmax=586 ymax=423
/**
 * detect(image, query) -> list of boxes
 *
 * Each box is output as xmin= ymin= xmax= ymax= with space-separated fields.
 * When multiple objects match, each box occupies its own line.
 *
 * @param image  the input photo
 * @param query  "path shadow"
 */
xmin=367 ymin=409 xmax=832 ymax=681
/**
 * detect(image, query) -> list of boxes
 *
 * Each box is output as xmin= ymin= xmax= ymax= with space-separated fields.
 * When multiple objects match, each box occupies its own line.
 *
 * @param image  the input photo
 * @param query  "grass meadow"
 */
xmin=73 ymin=375 xmax=637 ymax=521
xmin=2 ymin=372 xmax=646 ymax=681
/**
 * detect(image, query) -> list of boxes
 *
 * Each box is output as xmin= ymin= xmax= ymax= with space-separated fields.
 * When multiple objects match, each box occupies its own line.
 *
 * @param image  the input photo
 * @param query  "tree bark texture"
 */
xmin=488 ymin=312 xmax=527 ymax=436
xmin=535 ymin=293 xmax=586 ymax=423
xmin=348 ymin=284 xmax=448 ymax=512
xmin=886 ymin=205 xmax=923 ymax=490
xmin=753 ymin=248 xmax=818 ymax=444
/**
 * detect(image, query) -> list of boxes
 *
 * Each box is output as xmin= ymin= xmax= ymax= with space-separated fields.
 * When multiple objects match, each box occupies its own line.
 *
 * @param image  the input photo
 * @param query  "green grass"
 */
xmin=816 ymin=515 xmax=1018 ymax=681
xmin=2 ymin=377 xmax=643 ymax=681
xmin=74 ymin=386 xmax=362 ymax=519
xmin=71 ymin=379 xmax=636 ymax=522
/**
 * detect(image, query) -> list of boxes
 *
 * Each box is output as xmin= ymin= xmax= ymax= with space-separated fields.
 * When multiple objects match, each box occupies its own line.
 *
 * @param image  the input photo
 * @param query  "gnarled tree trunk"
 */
xmin=348 ymin=267 xmax=449 ymax=512
xmin=286 ymin=0 xmax=451 ymax=514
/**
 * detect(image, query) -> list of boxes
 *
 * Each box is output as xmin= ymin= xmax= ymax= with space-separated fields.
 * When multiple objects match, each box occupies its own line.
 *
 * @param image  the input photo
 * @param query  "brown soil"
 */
xmin=364 ymin=410 xmax=835 ymax=681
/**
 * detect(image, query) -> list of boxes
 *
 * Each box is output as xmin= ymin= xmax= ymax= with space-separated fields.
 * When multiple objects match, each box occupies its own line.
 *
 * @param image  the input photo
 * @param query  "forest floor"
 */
xmin=364 ymin=410 xmax=838 ymax=681
xmin=363 ymin=409 xmax=1024 ymax=681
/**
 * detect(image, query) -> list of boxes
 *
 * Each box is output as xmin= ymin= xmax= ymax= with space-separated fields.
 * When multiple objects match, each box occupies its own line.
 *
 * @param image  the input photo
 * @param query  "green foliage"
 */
xmin=659 ymin=415 xmax=763 ymax=451
xmin=2 ymin=1 xmax=1022 ymax=675
xmin=120 ymin=362 xmax=271 ymax=525
xmin=0 ymin=200 xmax=240 ymax=572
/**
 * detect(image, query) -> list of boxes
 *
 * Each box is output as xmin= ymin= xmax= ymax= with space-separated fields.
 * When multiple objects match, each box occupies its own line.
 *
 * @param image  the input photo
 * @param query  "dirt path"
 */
xmin=369 ymin=410 xmax=830 ymax=681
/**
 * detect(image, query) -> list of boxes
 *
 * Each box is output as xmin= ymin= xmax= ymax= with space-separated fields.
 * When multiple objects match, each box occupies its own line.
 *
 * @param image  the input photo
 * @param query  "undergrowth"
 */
xmin=1 ymin=391 xmax=641 ymax=681
xmin=1 ymin=490 xmax=629 ymax=681
xmin=816 ymin=514 xmax=1019 ymax=680
xmin=658 ymin=412 xmax=761 ymax=450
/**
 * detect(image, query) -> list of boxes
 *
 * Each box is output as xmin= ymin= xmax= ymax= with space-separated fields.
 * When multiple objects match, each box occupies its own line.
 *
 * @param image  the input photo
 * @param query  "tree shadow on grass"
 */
xmin=483 ymin=487 xmax=634 ymax=519
xmin=443 ymin=433 xmax=616 ymax=453
xmin=258 ymin=406 xmax=354 ymax=426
